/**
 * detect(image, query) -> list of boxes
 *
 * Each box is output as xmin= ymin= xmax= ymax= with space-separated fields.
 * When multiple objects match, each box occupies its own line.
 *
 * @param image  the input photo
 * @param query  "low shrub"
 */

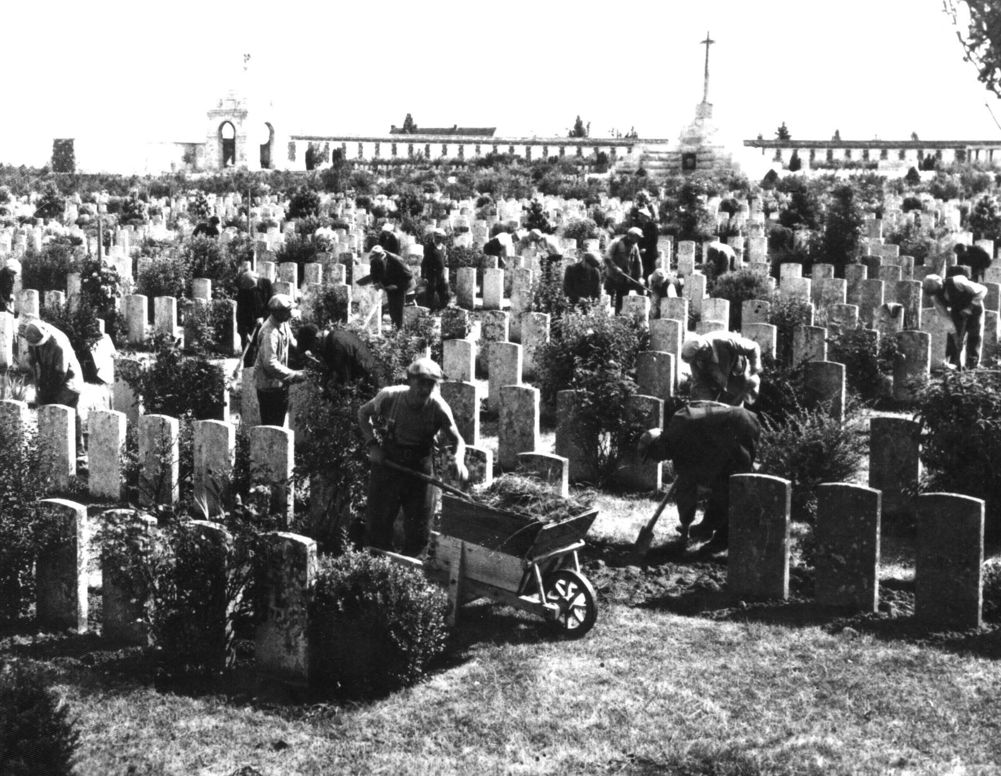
xmin=20 ymin=240 xmax=81 ymax=293
xmin=826 ymin=325 xmax=897 ymax=403
xmin=310 ymin=549 xmax=449 ymax=698
xmin=0 ymin=663 xmax=79 ymax=776
xmin=914 ymin=370 xmax=1001 ymax=535
xmin=769 ymin=296 xmax=815 ymax=366
xmin=183 ymin=235 xmax=242 ymax=299
xmin=710 ymin=269 xmax=776 ymax=330
xmin=756 ymin=406 xmax=867 ymax=522
xmin=123 ymin=338 xmax=227 ymax=420
xmin=137 ymin=252 xmax=188 ymax=299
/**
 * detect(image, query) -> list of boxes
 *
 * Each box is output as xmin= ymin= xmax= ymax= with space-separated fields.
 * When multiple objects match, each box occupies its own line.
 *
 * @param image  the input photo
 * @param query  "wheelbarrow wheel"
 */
xmin=543 ymin=569 xmax=597 ymax=637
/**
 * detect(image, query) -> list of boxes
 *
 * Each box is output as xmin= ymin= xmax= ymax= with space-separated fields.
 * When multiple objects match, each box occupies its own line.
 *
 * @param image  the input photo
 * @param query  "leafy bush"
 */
xmin=137 ymin=252 xmax=188 ymax=299
xmin=914 ymin=370 xmax=1001 ymax=535
xmin=709 ymin=269 xmax=776 ymax=330
xmin=561 ymin=217 xmax=598 ymax=249
xmin=20 ymin=240 xmax=81 ymax=293
xmin=310 ymin=549 xmax=449 ymax=698
xmin=757 ymin=406 xmax=866 ymax=522
xmin=40 ymin=300 xmax=104 ymax=377
xmin=183 ymin=235 xmax=242 ymax=299
xmin=124 ymin=338 xmax=227 ymax=420
xmin=826 ymin=325 xmax=896 ymax=403
xmin=535 ymin=305 xmax=648 ymax=485
xmin=0 ymin=427 xmax=52 ymax=621
xmin=0 ymin=663 xmax=79 ymax=776
xmin=769 ymin=296 xmax=815 ymax=366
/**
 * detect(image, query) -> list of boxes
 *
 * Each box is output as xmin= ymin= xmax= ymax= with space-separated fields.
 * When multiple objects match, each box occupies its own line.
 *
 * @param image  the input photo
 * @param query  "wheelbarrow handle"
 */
xmin=381 ymin=458 xmax=473 ymax=501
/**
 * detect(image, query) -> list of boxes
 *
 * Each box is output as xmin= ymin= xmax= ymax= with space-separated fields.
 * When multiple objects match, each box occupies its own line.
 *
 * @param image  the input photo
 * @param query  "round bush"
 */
xmin=310 ymin=550 xmax=449 ymax=698
xmin=0 ymin=664 xmax=79 ymax=776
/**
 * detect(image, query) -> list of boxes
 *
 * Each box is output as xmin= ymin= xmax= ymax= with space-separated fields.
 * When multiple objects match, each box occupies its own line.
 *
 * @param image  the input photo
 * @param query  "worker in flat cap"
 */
xmin=604 ymin=226 xmax=646 ymax=313
xmin=22 ymin=319 xmax=85 ymax=450
xmin=362 ymin=244 xmax=413 ymax=328
xmin=253 ymin=293 xmax=306 ymax=426
xmin=357 ymin=356 xmax=468 ymax=557
xmin=236 ymin=268 xmax=273 ymax=365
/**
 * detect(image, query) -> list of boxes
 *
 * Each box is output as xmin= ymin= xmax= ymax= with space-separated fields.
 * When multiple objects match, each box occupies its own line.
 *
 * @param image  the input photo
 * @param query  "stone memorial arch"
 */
xmin=204 ymin=94 xmax=280 ymax=171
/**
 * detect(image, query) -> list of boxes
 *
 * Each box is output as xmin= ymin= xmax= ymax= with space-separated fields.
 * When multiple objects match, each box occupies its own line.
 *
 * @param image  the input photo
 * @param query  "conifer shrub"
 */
xmin=123 ymin=337 xmax=227 ymax=420
xmin=826 ymin=325 xmax=896 ymax=403
xmin=710 ymin=269 xmax=776 ymax=329
xmin=310 ymin=549 xmax=449 ymax=698
xmin=0 ymin=663 xmax=79 ymax=776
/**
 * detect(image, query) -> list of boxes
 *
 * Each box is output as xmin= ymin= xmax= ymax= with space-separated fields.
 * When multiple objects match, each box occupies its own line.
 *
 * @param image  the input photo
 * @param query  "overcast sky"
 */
xmin=2 ymin=0 xmax=999 ymax=170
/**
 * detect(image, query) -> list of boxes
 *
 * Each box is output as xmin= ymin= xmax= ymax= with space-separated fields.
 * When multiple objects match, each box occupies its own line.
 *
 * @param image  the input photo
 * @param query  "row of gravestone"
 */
xmin=27 ymin=475 xmax=985 ymax=695
xmin=0 ymin=399 xmax=295 ymax=522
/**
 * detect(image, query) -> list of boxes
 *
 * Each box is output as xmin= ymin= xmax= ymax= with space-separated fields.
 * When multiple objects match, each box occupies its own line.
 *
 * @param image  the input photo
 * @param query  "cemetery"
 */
xmin=1 ymin=157 xmax=1001 ymax=773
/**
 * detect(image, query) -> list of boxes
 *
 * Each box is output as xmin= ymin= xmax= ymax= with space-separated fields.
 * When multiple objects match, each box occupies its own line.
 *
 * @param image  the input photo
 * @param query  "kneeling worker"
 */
xmin=639 ymin=402 xmax=761 ymax=549
xmin=357 ymin=357 xmax=468 ymax=557
xmin=681 ymin=330 xmax=762 ymax=406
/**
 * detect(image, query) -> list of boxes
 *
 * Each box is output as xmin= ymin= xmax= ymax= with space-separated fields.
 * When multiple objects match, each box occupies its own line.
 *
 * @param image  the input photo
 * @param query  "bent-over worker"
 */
xmin=639 ymin=402 xmax=761 ymax=549
xmin=923 ymin=273 xmax=987 ymax=370
xmin=357 ymin=357 xmax=468 ymax=557
xmin=681 ymin=330 xmax=762 ymax=406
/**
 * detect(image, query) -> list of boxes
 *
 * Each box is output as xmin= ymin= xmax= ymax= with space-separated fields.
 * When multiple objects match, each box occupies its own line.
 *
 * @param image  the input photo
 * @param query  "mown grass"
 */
xmin=31 ymin=603 xmax=1000 ymax=775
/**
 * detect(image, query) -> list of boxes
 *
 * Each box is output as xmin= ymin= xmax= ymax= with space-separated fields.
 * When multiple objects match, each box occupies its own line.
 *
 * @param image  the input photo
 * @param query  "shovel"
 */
xmin=381 ymin=458 xmax=474 ymax=502
xmin=631 ymin=480 xmax=679 ymax=561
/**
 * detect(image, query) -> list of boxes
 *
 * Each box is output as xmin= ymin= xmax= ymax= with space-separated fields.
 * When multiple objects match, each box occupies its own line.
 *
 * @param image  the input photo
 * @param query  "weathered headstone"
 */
xmin=741 ymin=299 xmax=771 ymax=326
xmin=37 ymin=404 xmax=75 ymax=490
xmin=614 ymin=395 xmax=663 ymax=491
xmin=175 ymin=520 xmax=236 ymax=671
xmin=486 ymin=341 xmax=522 ymax=412
xmin=255 ymin=532 xmax=318 ymax=685
xmin=101 ymin=509 xmax=157 ymax=644
xmin=660 ymin=297 xmax=689 ymax=324
xmin=125 ymin=294 xmax=148 ymax=347
xmin=859 ymin=280 xmax=885 ymax=327
xmin=555 ymin=389 xmax=598 ymax=484
xmin=892 ymin=331 xmax=930 ymax=402
xmin=520 ymin=312 xmax=550 ymax=378
xmin=792 ymin=325 xmax=828 ymax=364
xmin=636 ymin=350 xmax=675 ymax=402
xmin=193 ymin=420 xmax=236 ymax=517
xmin=498 ymin=385 xmax=540 ymax=469
xmin=439 ymin=380 xmax=479 ymax=447
xmin=250 ymin=425 xmax=295 ymax=527
xmin=138 ymin=414 xmax=179 ymax=507
xmin=650 ymin=318 xmax=683 ymax=357
xmin=915 ymin=493 xmax=984 ymax=630
xmin=36 ymin=499 xmax=89 ymax=633
xmin=815 ymin=484 xmax=881 ymax=612
xmin=88 ymin=409 xmax=126 ymax=501
xmin=728 ymin=474 xmax=791 ymax=601
xmin=442 ymin=339 xmax=475 ymax=383
xmin=515 ymin=452 xmax=570 ymax=498
xmin=804 ymin=360 xmax=845 ymax=421
xmin=741 ymin=322 xmax=777 ymax=360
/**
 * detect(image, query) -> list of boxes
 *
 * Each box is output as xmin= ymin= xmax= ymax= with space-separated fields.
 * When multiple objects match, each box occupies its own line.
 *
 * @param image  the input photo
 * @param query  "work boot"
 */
xmin=676 ymin=524 xmax=690 ymax=543
xmin=689 ymin=521 xmax=714 ymax=542
xmin=698 ymin=532 xmax=728 ymax=555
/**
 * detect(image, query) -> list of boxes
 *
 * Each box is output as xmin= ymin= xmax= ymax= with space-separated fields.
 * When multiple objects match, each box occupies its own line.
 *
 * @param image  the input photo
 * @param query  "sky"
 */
xmin=2 ymin=0 xmax=1000 ymax=172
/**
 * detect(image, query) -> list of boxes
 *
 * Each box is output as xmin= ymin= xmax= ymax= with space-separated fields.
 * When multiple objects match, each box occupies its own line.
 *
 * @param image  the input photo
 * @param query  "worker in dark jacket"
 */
xmin=482 ymin=231 xmax=514 ymax=268
xmin=297 ymin=324 xmax=378 ymax=387
xmin=953 ymin=242 xmax=992 ymax=282
xmin=923 ymin=272 xmax=987 ymax=369
xmin=236 ymin=269 xmax=273 ymax=365
xmin=193 ymin=216 xmax=220 ymax=238
xmin=362 ymin=245 xmax=413 ymax=328
xmin=421 ymin=228 xmax=450 ymax=311
xmin=605 ymin=227 xmax=646 ymax=313
xmin=639 ymin=402 xmax=761 ymax=549
xmin=630 ymin=206 xmax=661 ymax=279
xmin=0 ymin=258 xmax=20 ymax=314
xmin=563 ymin=252 xmax=602 ymax=305
xmin=378 ymin=223 xmax=402 ymax=255
xmin=681 ymin=331 xmax=762 ymax=406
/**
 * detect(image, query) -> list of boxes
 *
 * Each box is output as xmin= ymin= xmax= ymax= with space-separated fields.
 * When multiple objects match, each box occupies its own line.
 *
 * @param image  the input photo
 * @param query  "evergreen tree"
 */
xmin=776 ymin=122 xmax=791 ymax=141
xmin=568 ymin=116 xmax=588 ymax=138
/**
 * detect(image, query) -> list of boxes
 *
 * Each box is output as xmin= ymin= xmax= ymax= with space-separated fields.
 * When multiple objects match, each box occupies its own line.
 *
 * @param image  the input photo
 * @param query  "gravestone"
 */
xmin=895 ymin=280 xmax=923 ymax=330
xmin=0 ymin=312 xmax=14 ymax=369
xmin=515 ymin=452 xmax=570 ymax=498
xmin=241 ymin=366 xmax=261 ymax=427
xmin=175 ymin=520 xmax=236 ymax=671
xmin=921 ymin=307 xmax=951 ymax=370
xmin=482 ymin=268 xmax=505 ymax=310
xmin=555 ymin=389 xmax=598 ymax=484
xmin=828 ymin=303 xmax=859 ymax=331
xmin=614 ymin=395 xmax=663 ymax=491
xmin=702 ymin=298 xmax=730 ymax=326
xmin=520 ymin=312 xmax=550 ymax=378
xmin=915 ymin=493 xmax=984 ymax=630
xmin=683 ymin=273 xmax=707 ymax=313
xmin=859 ymin=280 xmax=885 ymax=327
xmin=442 ymin=339 xmax=475 ymax=383
xmin=650 ymin=318 xmax=683 ymax=357
xmin=255 ymin=532 xmax=318 ymax=686
xmin=804 ymin=361 xmax=845 ymax=421
xmin=88 ymin=409 xmax=126 ymax=501
xmin=36 ymin=499 xmax=89 ymax=633
xmin=439 ymin=381 xmax=479 ymax=447
xmin=779 ymin=263 xmax=802 ymax=279
xmin=868 ymin=416 xmax=921 ymax=520
xmin=250 ymin=425 xmax=295 ymax=527
xmin=741 ymin=322 xmax=777 ymax=360
xmin=779 ymin=277 xmax=811 ymax=303
xmin=741 ymin=299 xmax=771 ymax=326
xmin=138 ymin=414 xmax=179 ymax=507
xmin=892 ymin=331 xmax=930 ymax=402
xmin=814 ymin=277 xmax=847 ymax=310
xmin=844 ymin=263 xmax=868 ymax=307
xmin=621 ymin=294 xmax=651 ymax=328
xmin=486 ymin=341 xmax=522 ymax=413
xmin=101 ymin=509 xmax=157 ymax=644
xmin=728 ymin=474 xmax=791 ymax=601
xmin=193 ymin=420 xmax=236 ymax=517
xmin=456 ymin=267 xmax=477 ymax=309
xmin=792 ymin=325 xmax=828 ymax=364
xmin=154 ymin=296 xmax=179 ymax=340
xmin=38 ymin=404 xmax=75 ymax=490
xmin=498 ymin=385 xmax=540 ymax=469
xmin=192 ymin=278 xmax=212 ymax=300
xmin=125 ymin=294 xmax=148 ymax=347
xmin=636 ymin=350 xmax=675 ymax=402
xmin=815 ymin=484 xmax=881 ymax=612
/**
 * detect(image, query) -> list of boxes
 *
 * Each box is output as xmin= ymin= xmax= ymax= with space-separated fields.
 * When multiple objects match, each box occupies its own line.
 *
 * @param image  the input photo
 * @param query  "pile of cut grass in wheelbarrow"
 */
xmin=473 ymin=474 xmax=594 ymax=524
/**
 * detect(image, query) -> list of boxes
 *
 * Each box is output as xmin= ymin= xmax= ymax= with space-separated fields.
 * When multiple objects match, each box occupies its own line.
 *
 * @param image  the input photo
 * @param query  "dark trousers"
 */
xmin=386 ymin=290 xmax=405 ymax=328
xmin=257 ymin=388 xmax=289 ymax=426
xmin=425 ymin=273 xmax=450 ymax=312
xmin=40 ymin=387 xmax=84 ymax=452
xmin=366 ymin=456 xmax=435 ymax=557
xmin=946 ymin=305 xmax=984 ymax=369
